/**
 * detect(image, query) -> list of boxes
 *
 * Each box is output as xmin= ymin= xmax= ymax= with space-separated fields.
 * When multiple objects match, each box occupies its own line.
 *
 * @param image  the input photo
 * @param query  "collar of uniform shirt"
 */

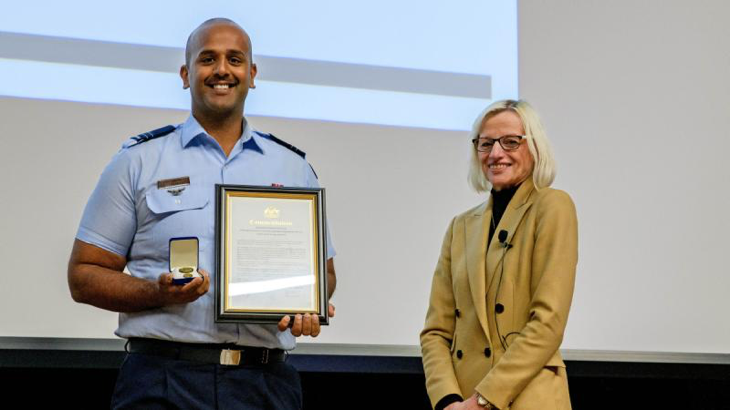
xmin=180 ymin=115 xmax=263 ymax=155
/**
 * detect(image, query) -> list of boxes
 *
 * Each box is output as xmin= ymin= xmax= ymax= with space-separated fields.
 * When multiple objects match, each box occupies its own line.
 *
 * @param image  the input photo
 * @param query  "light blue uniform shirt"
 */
xmin=77 ymin=115 xmax=335 ymax=350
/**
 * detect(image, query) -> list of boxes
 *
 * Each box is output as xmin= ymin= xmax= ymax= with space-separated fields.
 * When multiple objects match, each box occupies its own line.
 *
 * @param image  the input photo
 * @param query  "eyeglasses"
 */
xmin=472 ymin=135 xmax=524 ymax=153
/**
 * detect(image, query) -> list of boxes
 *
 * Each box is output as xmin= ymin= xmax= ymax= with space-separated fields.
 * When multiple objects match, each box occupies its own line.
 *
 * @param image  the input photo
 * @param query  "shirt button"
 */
xmin=456 ymin=350 xmax=463 ymax=359
xmin=455 ymin=309 xmax=460 ymax=318
xmin=495 ymin=303 xmax=505 ymax=314
xmin=484 ymin=347 xmax=492 ymax=358
xmin=175 ymin=199 xmax=181 ymax=205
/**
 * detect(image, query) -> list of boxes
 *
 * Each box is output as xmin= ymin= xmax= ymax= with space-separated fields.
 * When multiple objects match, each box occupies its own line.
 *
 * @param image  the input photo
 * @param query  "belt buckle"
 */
xmin=220 ymin=349 xmax=241 ymax=366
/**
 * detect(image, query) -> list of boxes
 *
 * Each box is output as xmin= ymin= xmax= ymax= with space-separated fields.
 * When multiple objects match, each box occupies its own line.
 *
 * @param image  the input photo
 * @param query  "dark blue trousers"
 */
xmin=111 ymin=353 xmax=302 ymax=410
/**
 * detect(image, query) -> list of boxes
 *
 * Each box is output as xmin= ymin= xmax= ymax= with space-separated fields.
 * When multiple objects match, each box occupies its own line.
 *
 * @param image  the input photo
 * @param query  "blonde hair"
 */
xmin=467 ymin=99 xmax=556 ymax=193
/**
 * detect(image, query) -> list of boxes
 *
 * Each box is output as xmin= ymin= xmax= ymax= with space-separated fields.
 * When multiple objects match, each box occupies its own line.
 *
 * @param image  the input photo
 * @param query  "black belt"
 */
xmin=127 ymin=338 xmax=286 ymax=366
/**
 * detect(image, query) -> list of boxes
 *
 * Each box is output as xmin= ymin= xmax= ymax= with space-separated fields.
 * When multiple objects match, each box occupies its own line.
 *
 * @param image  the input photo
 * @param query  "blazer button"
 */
xmin=456 ymin=350 xmax=463 ymax=359
xmin=495 ymin=303 xmax=505 ymax=314
xmin=455 ymin=309 xmax=460 ymax=318
xmin=484 ymin=347 xmax=492 ymax=358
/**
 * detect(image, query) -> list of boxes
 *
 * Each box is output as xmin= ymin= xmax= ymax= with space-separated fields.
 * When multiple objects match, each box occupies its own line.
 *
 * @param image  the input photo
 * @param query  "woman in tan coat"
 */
xmin=421 ymin=100 xmax=578 ymax=410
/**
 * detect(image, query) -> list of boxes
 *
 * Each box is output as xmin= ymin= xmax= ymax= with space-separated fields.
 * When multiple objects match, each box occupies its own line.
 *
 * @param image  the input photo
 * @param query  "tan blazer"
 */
xmin=420 ymin=179 xmax=578 ymax=410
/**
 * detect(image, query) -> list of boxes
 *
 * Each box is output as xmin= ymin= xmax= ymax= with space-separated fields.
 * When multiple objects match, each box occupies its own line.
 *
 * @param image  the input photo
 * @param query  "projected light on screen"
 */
xmin=0 ymin=0 xmax=517 ymax=131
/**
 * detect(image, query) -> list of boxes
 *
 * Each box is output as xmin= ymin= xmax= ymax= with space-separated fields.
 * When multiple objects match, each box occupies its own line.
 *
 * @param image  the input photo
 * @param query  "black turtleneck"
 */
xmin=488 ymin=184 xmax=520 ymax=247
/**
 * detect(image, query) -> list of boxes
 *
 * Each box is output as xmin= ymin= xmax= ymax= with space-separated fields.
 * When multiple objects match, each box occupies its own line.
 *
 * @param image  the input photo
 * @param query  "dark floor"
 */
xmin=1 ymin=367 xmax=729 ymax=409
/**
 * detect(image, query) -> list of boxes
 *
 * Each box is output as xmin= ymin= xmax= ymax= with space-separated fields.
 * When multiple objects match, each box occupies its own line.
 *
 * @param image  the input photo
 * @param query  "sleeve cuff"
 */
xmin=435 ymin=394 xmax=463 ymax=410
xmin=76 ymin=227 xmax=128 ymax=257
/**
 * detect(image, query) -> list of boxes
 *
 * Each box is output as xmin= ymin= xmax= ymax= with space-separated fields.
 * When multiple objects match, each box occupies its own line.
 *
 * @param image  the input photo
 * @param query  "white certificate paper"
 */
xmin=226 ymin=195 xmax=317 ymax=312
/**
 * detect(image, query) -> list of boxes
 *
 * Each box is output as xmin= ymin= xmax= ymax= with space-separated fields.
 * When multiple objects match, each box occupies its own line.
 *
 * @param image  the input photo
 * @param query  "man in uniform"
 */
xmin=68 ymin=18 xmax=336 ymax=409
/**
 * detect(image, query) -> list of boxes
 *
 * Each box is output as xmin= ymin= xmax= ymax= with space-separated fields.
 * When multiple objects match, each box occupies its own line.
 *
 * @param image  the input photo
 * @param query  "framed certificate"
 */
xmin=214 ymin=184 xmax=329 ymax=325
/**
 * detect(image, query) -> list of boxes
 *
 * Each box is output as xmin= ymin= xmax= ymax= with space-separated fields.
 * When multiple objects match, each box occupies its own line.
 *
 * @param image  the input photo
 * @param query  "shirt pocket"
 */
xmin=145 ymin=184 xmax=209 ymax=215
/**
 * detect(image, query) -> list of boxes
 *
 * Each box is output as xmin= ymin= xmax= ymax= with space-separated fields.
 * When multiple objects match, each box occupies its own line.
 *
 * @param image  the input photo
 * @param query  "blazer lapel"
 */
xmin=465 ymin=200 xmax=493 ymax=341
xmin=486 ymin=180 xmax=536 ymax=285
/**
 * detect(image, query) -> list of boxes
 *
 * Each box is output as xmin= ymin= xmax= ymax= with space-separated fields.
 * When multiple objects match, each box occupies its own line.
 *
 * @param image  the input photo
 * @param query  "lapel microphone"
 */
xmin=495 ymin=229 xmax=513 ymax=350
xmin=498 ymin=229 xmax=513 ymax=249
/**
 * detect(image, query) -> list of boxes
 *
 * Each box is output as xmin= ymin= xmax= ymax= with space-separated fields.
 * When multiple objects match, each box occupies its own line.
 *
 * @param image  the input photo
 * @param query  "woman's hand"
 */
xmin=444 ymin=401 xmax=462 ymax=410
xmin=449 ymin=394 xmax=496 ymax=410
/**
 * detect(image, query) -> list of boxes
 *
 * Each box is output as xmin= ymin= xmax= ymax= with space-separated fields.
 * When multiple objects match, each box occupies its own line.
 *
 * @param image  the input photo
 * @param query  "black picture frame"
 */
xmin=214 ymin=184 xmax=329 ymax=325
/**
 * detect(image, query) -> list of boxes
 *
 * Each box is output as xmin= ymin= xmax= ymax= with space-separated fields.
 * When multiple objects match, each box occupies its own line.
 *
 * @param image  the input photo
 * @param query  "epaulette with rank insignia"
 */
xmin=254 ymin=131 xmax=306 ymax=159
xmin=254 ymin=131 xmax=318 ymax=179
xmin=122 ymin=125 xmax=176 ymax=149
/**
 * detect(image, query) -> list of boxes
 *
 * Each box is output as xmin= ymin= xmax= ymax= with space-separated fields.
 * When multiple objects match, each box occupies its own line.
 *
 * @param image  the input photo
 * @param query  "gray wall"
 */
xmin=518 ymin=0 xmax=730 ymax=354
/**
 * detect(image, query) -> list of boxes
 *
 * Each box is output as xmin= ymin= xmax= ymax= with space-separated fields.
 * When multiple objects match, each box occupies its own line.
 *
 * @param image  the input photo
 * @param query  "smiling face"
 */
xmin=180 ymin=21 xmax=257 ymax=122
xmin=478 ymin=110 xmax=534 ymax=191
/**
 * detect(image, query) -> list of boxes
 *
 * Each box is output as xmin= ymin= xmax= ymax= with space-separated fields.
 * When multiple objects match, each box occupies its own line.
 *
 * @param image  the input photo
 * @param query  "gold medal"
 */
xmin=179 ymin=267 xmax=194 ymax=274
